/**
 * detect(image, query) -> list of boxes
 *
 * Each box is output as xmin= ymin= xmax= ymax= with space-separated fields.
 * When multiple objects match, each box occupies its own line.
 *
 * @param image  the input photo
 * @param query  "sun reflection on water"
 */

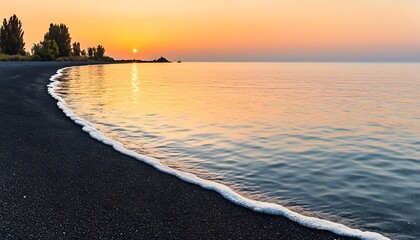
xmin=131 ymin=63 xmax=139 ymax=104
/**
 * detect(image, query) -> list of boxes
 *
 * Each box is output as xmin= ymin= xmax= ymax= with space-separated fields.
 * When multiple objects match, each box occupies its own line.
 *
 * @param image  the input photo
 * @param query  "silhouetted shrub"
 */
xmin=31 ymin=39 xmax=60 ymax=61
xmin=95 ymin=45 xmax=105 ymax=59
xmin=87 ymin=47 xmax=94 ymax=58
xmin=72 ymin=42 xmax=81 ymax=56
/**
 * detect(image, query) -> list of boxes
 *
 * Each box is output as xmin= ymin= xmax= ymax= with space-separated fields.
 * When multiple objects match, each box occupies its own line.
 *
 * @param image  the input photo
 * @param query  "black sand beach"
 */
xmin=0 ymin=62 xmax=355 ymax=239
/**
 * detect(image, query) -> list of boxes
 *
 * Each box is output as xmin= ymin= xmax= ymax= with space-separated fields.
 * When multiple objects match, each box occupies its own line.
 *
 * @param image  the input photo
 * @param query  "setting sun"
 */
xmin=133 ymin=48 xmax=137 ymax=53
xmin=2 ymin=0 xmax=419 ymax=61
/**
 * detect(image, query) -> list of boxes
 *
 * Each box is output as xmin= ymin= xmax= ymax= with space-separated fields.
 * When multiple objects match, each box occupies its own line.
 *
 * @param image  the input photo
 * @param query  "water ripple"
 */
xmin=56 ymin=62 xmax=420 ymax=240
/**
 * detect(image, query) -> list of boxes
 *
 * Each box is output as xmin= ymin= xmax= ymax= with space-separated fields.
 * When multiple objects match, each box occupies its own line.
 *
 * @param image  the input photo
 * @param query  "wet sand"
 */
xmin=0 ymin=62 xmax=355 ymax=239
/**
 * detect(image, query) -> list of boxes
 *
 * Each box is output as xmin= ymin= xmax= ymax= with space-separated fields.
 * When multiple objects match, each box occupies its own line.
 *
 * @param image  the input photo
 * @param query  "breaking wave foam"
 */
xmin=48 ymin=66 xmax=389 ymax=240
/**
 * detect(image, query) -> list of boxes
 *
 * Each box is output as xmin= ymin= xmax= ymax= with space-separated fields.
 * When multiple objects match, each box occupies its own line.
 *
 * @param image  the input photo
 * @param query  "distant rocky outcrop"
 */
xmin=153 ymin=57 xmax=170 ymax=63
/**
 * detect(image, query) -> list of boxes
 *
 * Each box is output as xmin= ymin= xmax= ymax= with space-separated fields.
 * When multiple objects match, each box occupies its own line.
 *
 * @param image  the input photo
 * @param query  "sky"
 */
xmin=1 ymin=0 xmax=420 ymax=61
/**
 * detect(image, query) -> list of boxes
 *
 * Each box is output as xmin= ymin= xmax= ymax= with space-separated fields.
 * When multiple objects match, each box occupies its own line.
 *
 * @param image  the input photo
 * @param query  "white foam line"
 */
xmin=48 ymin=66 xmax=390 ymax=240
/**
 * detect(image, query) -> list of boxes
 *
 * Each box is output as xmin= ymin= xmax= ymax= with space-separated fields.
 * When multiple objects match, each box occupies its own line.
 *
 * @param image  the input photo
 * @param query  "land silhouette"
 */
xmin=0 ymin=14 xmax=170 ymax=63
xmin=116 ymin=56 xmax=171 ymax=63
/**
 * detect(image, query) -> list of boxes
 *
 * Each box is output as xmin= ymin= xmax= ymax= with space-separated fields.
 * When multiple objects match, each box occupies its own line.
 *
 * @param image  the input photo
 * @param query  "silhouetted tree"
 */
xmin=92 ymin=47 xmax=97 ymax=58
xmin=72 ymin=42 xmax=81 ymax=56
xmin=31 ymin=39 xmax=59 ymax=61
xmin=81 ymin=49 xmax=86 ymax=56
xmin=0 ymin=15 xmax=25 ymax=55
xmin=96 ymin=45 xmax=105 ymax=59
xmin=44 ymin=23 xmax=71 ymax=57
xmin=87 ymin=47 xmax=94 ymax=58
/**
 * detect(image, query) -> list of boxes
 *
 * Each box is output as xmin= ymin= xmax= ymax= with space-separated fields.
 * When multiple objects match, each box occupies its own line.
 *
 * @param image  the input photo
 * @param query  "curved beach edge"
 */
xmin=48 ymin=66 xmax=389 ymax=240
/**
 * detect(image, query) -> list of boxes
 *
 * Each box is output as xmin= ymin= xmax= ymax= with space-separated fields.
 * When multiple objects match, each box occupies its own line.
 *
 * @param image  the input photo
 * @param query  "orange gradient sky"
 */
xmin=1 ymin=0 xmax=420 ymax=61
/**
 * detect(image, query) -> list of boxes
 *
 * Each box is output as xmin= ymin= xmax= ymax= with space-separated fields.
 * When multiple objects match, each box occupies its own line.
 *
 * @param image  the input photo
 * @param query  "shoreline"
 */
xmin=1 ymin=61 xmax=371 ymax=239
xmin=50 ymin=64 xmax=389 ymax=240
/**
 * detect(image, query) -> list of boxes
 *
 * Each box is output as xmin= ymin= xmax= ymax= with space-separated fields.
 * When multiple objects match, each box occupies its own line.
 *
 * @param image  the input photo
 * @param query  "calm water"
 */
xmin=55 ymin=62 xmax=420 ymax=239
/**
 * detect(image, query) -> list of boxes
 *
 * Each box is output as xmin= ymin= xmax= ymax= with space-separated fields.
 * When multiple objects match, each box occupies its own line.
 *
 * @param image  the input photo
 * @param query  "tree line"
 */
xmin=0 ymin=15 xmax=112 ymax=61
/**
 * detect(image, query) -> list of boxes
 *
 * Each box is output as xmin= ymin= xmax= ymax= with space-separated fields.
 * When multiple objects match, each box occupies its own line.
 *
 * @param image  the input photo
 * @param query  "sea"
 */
xmin=52 ymin=62 xmax=420 ymax=240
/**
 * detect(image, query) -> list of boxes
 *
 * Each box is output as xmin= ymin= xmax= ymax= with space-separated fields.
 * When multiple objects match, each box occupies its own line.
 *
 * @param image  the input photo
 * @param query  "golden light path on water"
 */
xmin=131 ymin=63 xmax=139 ymax=104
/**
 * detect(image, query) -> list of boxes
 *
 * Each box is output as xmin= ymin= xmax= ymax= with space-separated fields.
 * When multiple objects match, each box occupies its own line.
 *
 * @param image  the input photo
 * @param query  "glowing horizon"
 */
xmin=1 ymin=0 xmax=420 ymax=61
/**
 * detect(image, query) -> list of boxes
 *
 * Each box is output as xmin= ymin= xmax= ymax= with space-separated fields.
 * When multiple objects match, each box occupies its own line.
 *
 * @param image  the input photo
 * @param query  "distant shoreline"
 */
xmin=0 ymin=53 xmax=172 ymax=63
xmin=115 ymin=56 xmax=171 ymax=63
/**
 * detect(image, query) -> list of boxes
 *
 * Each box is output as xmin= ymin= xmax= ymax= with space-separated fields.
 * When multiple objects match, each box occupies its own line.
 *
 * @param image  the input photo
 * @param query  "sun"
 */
xmin=133 ymin=48 xmax=137 ymax=53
